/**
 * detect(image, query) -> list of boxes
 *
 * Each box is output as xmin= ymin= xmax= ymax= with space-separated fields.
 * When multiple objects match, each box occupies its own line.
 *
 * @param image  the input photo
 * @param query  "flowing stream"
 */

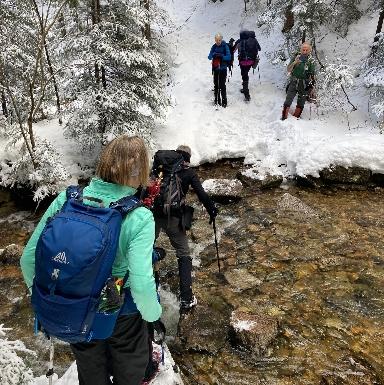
xmin=0 ymin=161 xmax=383 ymax=384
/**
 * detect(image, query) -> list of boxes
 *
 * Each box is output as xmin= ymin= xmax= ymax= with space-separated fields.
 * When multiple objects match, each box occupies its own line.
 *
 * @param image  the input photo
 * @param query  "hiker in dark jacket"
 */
xmin=208 ymin=33 xmax=231 ymax=107
xmin=282 ymin=42 xmax=316 ymax=120
xmin=234 ymin=29 xmax=261 ymax=101
xmin=153 ymin=145 xmax=218 ymax=311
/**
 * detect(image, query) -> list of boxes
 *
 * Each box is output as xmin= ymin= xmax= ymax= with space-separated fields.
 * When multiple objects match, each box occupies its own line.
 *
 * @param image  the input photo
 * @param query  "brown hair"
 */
xmin=96 ymin=135 xmax=149 ymax=187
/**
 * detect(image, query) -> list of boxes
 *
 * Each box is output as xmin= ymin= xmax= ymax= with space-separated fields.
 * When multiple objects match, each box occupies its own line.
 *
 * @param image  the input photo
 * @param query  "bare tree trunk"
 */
xmin=32 ymin=0 xmax=62 ymax=123
xmin=282 ymin=4 xmax=294 ymax=33
xmin=101 ymin=66 xmax=107 ymax=89
xmin=302 ymin=29 xmax=306 ymax=43
xmin=91 ymin=0 xmax=101 ymax=82
xmin=1 ymin=91 xmax=8 ymax=117
xmin=374 ymin=7 xmax=384 ymax=42
xmin=141 ymin=0 xmax=151 ymax=40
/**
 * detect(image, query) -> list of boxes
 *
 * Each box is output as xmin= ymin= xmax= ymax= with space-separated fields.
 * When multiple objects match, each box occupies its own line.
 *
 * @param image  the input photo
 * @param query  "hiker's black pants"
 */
xmin=240 ymin=64 xmax=252 ymax=82
xmin=284 ymin=77 xmax=307 ymax=108
xmin=155 ymin=216 xmax=193 ymax=302
xmin=71 ymin=314 xmax=149 ymax=385
xmin=213 ymin=70 xmax=227 ymax=101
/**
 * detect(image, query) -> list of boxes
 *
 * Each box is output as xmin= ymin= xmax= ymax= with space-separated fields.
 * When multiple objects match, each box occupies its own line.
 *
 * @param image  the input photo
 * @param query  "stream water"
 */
xmin=0 ymin=161 xmax=383 ymax=384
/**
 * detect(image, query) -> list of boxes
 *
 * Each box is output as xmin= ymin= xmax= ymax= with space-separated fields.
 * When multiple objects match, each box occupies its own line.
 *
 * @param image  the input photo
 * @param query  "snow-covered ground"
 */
xmin=154 ymin=0 xmax=384 ymax=178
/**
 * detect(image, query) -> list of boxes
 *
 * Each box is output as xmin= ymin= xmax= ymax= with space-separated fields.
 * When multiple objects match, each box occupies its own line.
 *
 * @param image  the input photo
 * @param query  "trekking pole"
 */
xmin=258 ymin=65 xmax=261 ymax=84
xmin=212 ymin=218 xmax=220 ymax=273
xmin=46 ymin=337 xmax=54 ymax=385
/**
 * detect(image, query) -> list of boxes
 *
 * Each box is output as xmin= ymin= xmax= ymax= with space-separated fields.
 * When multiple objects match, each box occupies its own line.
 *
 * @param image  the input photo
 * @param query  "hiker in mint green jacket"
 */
xmin=21 ymin=136 xmax=161 ymax=385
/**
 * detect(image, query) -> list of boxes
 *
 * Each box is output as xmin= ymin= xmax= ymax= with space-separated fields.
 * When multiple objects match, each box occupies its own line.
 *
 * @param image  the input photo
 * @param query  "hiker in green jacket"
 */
xmin=282 ymin=42 xmax=316 ymax=120
xmin=21 ymin=136 xmax=161 ymax=385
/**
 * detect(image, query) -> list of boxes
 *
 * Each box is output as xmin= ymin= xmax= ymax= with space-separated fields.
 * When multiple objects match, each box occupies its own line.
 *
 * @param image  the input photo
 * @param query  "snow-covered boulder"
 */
xmin=202 ymin=179 xmax=243 ymax=203
xmin=230 ymin=310 xmax=278 ymax=356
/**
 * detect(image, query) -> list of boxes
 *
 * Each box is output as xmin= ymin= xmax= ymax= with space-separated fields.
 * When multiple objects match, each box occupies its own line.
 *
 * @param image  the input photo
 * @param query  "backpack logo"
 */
xmin=51 ymin=269 xmax=60 ymax=280
xmin=52 ymin=251 xmax=69 ymax=265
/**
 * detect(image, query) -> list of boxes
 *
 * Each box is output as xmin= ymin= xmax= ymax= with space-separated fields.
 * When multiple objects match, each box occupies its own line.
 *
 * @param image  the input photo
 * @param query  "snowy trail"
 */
xmin=155 ymin=0 xmax=384 ymax=177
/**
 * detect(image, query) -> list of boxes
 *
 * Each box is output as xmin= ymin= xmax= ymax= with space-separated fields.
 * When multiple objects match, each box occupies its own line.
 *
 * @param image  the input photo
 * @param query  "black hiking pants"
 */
xmin=71 ymin=314 xmax=149 ymax=385
xmin=213 ymin=70 xmax=227 ymax=103
xmin=284 ymin=77 xmax=307 ymax=108
xmin=155 ymin=216 xmax=193 ymax=302
xmin=240 ymin=64 xmax=252 ymax=82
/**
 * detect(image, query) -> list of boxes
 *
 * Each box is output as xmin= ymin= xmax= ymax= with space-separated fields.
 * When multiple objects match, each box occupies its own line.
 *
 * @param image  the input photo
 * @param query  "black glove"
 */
xmin=149 ymin=319 xmax=166 ymax=345
xmin=208 ymin=206 xmax=219 ymax=225
xmin=153 ymin=247 xmax=166 ymax=262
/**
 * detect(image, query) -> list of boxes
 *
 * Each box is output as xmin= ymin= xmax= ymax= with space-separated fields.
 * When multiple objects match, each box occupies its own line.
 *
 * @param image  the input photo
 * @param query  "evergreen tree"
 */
xmin=62 ymin=0 xmax=168 ymax=151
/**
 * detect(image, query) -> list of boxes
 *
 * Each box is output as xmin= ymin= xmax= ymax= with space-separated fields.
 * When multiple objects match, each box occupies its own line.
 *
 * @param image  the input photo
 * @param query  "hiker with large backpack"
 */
xmin=282 ymin=42 xmax=316 ymax=120
xmin=234 ymin=29 xmax=261 ymax=101
xmin=151 ymin=145 xmax=218 ymax=312
xmin=208 ymin=32 xmax=231 ymax=108
xmin=20 ymin=136 xmax=162 ymax=385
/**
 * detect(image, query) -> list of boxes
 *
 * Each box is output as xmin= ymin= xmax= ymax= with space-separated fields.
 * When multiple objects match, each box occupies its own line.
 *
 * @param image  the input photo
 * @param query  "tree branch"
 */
xmin=341 ymin=84 xmax=357 ymax=111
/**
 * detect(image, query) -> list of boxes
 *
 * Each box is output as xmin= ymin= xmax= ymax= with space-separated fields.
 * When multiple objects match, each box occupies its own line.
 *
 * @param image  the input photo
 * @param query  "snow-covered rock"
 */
xmin=202 ymin=179 xmax=243 ymax=202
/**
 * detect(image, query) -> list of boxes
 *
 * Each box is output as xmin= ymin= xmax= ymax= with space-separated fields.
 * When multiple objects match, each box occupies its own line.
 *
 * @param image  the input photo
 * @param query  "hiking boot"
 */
xmin=243 ymin=81 xmax=250 ymax=101
xmin=292 ymin=105 xmax=303 ymax=118
xmin=180 ymin=295 xmax=197 ymax=312
xmin=142 ymin=359 xmax=159 ymax=384
xmin=281 ymin=105 xmax=290 ymax=120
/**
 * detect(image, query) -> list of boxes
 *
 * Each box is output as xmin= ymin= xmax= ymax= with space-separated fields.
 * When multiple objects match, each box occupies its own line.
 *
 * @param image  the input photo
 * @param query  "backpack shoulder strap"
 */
xmin=171 ymin=158 xmax=185 ymax=175
xmin=66 ymin=185 xmax=83 ymax=200
xmin=109 ymin=195 xmax=142 ymax=218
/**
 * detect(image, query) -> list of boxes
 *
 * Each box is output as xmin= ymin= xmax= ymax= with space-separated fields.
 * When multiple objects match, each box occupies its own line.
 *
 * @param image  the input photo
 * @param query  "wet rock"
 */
xmin=177 ymin=302 xmax=230 ymax=355
xmin=296 ymin=175 xmax=325 ymax=188
xmin=237 ymin=169 xmax=283 ymax=190
xmin=370 ymin=173 xmax=384 ymax=187
xmin=224 ymin=269 xmax=262 ymax=291
xmin=277 ymin=193 xmax=320 ymax=220
xmin=229 ymin=310 xmax=278 ymax=356
xmin=0 ymin=244 xmax=23 ymax=265
xmin=321 ymin=371 xmax=375 ymax=385
xmin=251 ymin=212 xmax=274 ymax=227
xmin=202 ymin=179 xmax=243 ymax=203
xmin=319 ymin=166 xmax=371 ymax=185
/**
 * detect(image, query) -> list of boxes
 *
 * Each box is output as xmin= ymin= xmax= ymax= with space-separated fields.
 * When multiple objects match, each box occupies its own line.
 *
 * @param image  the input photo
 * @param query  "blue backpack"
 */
xmin=31 ymin=186 xmax=141 ymax=343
